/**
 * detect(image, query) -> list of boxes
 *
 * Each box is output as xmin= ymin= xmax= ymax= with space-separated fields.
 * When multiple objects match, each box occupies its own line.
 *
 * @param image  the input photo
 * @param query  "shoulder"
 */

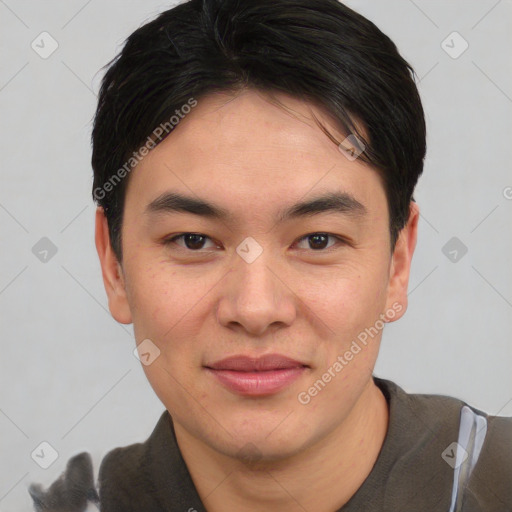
xmin=463 ymin=411 xmax=512 ymax=510
xmin=376 ymin=377 xmax=512 ymax=509
xmin=97 ymin=409 xmax=205 ymax=510
xmin=97 ymin=440 xmax=156 ymax=510
xmin=97 ymin=411 xmax=172 ymax=510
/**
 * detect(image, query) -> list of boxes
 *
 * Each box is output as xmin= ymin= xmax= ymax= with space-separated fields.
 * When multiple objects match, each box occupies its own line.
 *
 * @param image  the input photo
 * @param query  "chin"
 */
xmin=208 ymin=423 xmax=311 ymax=463
xmin=226 ymin=440 xmax=303 ymax=465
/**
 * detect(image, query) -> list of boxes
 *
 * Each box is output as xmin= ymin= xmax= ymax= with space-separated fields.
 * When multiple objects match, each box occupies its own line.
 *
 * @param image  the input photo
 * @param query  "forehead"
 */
xmin=123 ymin=89 xmax=386 ymax=222
xmin=172 ymin=88 xmax=348 ymax=156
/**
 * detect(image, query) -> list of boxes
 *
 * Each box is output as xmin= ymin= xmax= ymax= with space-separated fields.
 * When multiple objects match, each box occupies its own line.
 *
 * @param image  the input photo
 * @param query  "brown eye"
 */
xmin=164 ymin=233 xmax=217 ymax=251
xmin=182 ymin=234 xmax=206 ymax=250
xmin=296 ymin=233 xmax=341 ymax=251
xmin=308 ymin=233 xmax=329 ymax=250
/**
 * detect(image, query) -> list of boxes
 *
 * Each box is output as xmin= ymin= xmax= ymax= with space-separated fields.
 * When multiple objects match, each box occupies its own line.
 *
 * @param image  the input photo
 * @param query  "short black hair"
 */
xmin=91 ymin=0 xmax=426 ymax=262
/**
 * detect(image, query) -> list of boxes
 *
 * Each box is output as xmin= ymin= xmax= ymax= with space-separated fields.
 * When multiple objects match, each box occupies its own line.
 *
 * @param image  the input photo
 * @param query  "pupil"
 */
xmin=185 ymin=234 xmax=205 ymax=250
xmin=182 ymin=234 xmax=329 ymax=250
xmin=310 ymin=233 xmax=328 ymax=250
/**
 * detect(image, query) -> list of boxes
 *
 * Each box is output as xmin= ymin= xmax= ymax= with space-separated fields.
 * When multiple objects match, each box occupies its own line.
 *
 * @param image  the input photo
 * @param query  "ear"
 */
xmin=95 ymin=207 xmax=132 ymax=324
xmin=384 ymin=201 xmax=419 ymax=322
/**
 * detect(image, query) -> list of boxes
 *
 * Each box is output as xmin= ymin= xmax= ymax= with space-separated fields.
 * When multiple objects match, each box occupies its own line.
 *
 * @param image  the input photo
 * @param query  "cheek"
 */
xmin=126 ymin=261 xmax=226 ymax=395
xmin=126 ymin=260 xmax=201 ymax=338
xmin=296 ymin=263 xmax=388 ymax=335
xmin=128 ymin=266 xmax=207 ymax=408
xmin=141 ymin=360 xmax=197 ymax=430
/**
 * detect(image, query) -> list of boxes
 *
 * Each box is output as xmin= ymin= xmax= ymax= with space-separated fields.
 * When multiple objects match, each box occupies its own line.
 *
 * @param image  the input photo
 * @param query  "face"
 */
xmin=96 ymin=88 xmax=418 ymax=461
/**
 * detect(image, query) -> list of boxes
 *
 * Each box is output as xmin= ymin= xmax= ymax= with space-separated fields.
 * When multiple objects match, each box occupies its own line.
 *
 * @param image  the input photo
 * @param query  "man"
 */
xmin=29 ymin=0 xmax=512 ymax=510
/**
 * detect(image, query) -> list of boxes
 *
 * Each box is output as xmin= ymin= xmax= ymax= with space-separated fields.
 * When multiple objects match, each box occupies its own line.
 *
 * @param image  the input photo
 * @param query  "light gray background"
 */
xmin=1 ymin=0 xmax=511 ymax=509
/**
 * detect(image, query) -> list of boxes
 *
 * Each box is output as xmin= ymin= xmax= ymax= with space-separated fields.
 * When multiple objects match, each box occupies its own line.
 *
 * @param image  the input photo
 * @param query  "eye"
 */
xmin=294 ymin=232 xmax=345 ymax=251
xmin=163 ymin=232 xmax=347 ymax=253
xmin=164 ymin=233 xmax=219 ymax=251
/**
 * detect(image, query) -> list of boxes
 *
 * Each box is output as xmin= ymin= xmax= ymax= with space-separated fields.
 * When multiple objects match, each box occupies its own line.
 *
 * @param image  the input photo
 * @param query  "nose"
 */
xmin=216 ymin=244 xmax=296 ymax=337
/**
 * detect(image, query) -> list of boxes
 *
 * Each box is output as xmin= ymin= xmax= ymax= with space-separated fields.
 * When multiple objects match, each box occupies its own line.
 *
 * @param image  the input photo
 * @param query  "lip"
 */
xmin=204 ymin=354 xmax=308 ymax=396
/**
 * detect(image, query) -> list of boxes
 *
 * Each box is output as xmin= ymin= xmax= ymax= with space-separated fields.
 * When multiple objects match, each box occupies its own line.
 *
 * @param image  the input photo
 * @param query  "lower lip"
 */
xmin=206 ymin=367 xmax=307 ymax=396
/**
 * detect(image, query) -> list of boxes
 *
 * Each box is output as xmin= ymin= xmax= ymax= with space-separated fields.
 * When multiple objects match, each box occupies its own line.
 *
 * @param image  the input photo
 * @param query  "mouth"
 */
xmin=204 ymin=354 xmax=309 ymax=396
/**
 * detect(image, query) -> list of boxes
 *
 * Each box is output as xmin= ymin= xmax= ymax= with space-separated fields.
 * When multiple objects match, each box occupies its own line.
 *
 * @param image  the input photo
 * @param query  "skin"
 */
xmin=95 ymin=88 xmax=419 ymax=511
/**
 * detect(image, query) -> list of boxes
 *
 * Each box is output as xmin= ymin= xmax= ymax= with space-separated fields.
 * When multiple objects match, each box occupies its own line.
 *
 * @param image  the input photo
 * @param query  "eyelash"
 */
xmin=162 ymin=232 xmax=348 ymax=253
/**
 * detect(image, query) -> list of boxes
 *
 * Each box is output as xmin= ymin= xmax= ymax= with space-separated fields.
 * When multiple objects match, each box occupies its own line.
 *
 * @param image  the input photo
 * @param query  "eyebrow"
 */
xmin=144 ymin=190 xmax=367 ymax=223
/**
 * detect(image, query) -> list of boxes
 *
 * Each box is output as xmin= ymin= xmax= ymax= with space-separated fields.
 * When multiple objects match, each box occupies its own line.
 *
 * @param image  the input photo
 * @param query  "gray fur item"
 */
xmin=28 ymin=452 xmax=99 ymax=512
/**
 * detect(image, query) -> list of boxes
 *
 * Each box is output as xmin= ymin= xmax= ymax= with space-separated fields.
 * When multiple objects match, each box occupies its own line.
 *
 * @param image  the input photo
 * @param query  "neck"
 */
xmin=173 ymin=378 xmax=389 ymax=512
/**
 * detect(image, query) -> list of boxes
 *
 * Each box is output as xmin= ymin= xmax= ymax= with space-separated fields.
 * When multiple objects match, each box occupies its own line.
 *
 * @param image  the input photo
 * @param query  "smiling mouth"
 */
xmin=204 ymin=354 xmax=309 ymax=396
